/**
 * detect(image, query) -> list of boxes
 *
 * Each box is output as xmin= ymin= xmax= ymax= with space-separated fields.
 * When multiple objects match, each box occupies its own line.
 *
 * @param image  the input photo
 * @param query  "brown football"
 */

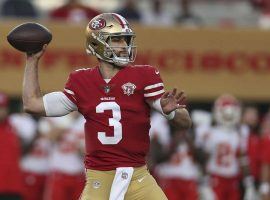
xmin=7 ymin=22 xmax=52 ymax=54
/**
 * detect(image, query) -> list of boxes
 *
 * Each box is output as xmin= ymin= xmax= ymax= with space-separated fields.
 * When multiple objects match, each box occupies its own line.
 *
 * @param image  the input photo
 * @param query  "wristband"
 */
xmin=151 ymin=98 xmax=176 ymax=120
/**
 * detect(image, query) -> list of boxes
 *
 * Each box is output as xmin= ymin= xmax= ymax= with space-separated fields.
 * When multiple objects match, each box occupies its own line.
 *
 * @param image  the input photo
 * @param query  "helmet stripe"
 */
xmin=112 ymin=13 xmax=125 ymax=28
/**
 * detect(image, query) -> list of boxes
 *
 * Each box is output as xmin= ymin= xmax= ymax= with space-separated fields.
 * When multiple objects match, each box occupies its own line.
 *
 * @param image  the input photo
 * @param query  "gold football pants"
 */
xmin=80 ymin=165 xmax=168 ymax=200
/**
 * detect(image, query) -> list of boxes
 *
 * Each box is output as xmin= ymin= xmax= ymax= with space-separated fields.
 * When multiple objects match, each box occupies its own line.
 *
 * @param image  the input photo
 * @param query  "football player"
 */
xmin=155 ymin=129 xmax=199 ymax=200
xmin=259 ymin=112 xmax=270 ymax=200
xmin=201 ymin=94 xmax=244 ymax=200
xmin=41 ymin=112 xmax=85 ymax=200
xmin=0 ymin=92 xmax=24 ymax=200
xmin=20 ymin=127 xmax=50 ymax=200
xmin=22 ymin=13 xmax=191 ymax=200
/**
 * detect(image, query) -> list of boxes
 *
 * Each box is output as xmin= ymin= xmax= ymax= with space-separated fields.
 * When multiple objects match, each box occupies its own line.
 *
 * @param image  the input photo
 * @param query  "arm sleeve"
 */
xmin=143 ymin=66 xmax=165 ymax=101
xmin=148 ymin=98 xmax=162 ymax=113
xmin=43 ymin=92 xmax=77 ymax=117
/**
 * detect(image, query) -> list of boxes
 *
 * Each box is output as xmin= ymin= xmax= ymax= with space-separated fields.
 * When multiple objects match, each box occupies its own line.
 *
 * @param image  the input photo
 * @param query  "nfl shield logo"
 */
xmin=103 ymin=85 xmax=111 ymax=94
xmin=121 ymin=172 xmax=128 ymax=180
xmin=122 ymin=82 xmax=136 ymax=96
xmin=92 ymin=180 xmax=101 ymax=189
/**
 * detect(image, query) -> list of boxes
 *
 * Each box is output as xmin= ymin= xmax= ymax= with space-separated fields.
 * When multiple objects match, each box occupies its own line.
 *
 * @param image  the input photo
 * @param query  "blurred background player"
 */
xmin=191 ymin=110 xmax=215 ymax=200
xmin=259 ymin=111 xmax=270 ymax=200
xmin=0 ymin=92 xmax=23 ymax=200
xmin=240 ymin=106 xmax=261 ymax=200
xmin=8 ymin=104 xmax=41 ymax=200
xmin=155 ymin=128 xmax=199 ymax=200
xmin=20 ymin=123 xmax=51 ymax=200
xmin=141 ymin=0 xmax=175 ymax=26
xmin=114 ymin=0 xmax=141 ymax=22
xmin=175 ymin=0 xmax=202 ymax=27
xmin=49 ymin=0 xmax=100 ymax=23
xmin=253 ymin=0 xmax=270 ymax=29
xmin=0 ymin=0 xmax=39 ymax=19
xmin=41 ymin=112 xmax=85 ymax=200
xmin=197 ymin=94 xmax=244 ymax=200
xmin=148 ymin=111 xmax=171 ymax=172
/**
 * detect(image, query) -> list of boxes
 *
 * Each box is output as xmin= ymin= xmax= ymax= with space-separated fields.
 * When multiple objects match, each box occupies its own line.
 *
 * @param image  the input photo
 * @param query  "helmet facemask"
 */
xmin=213 ymin=94 xmax=241 ymax=128
xmin=103 ymin=33 xmax=137 ymax=66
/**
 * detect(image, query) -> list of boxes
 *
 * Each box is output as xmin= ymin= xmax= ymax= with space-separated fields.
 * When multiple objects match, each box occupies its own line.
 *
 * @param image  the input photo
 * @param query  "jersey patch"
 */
xmin=121 ymin=82 xmax=136 ymax=96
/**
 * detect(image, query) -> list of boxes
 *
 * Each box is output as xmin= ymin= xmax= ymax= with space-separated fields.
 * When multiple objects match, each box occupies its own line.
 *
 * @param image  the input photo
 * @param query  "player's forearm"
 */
xmin=23 ymin=57 xmax=44 ymax=114
xmin=170 ymin=108 xmax=192 ymax=129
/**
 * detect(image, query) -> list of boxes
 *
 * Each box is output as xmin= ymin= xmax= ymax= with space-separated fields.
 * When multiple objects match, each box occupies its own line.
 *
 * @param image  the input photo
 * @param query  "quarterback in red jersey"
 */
xmin=22 ymin=13 xmax=191 ymax=200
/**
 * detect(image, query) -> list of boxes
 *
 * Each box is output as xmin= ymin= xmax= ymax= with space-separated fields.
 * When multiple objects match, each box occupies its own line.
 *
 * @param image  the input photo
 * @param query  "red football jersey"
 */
xmin=0 ymin=119 xmax=23 ymax=194
xmin=247 ymin=133 xmax=261 ymax=180
xmin=63 ymin=65 xmax=164 ymax=170
xmin=261 ymin=134 xmax=270 ymax=164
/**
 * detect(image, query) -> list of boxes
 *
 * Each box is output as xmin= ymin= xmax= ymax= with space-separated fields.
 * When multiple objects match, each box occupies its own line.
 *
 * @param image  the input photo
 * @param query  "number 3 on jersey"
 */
xmin=96 ymin=102 xmax=122 ymax=145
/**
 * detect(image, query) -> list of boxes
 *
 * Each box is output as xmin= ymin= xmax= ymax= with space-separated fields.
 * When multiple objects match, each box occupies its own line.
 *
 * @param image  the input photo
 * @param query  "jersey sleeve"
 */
xmin=143 ymin=66 xmax=165 ymax=101
xmin=63 ymin=72 xmax=78 ymax=105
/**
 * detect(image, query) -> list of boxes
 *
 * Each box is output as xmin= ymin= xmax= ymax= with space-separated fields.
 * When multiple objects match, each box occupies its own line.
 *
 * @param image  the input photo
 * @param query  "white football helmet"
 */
xmin=214 ymin=94 xmax=241 ymax=127
xmin=85 ymin=13 xmax=136 ymax=66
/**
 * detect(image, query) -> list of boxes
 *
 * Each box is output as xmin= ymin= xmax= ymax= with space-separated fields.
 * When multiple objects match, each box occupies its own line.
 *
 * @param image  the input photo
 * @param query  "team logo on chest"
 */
xmin=121 ymin=82 xmax=136 ymax=96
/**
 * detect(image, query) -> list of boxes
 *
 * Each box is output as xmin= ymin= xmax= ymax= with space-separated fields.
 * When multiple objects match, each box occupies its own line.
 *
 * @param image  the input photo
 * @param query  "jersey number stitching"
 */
xmin=96 ymin=102 xmax=122 ymax=145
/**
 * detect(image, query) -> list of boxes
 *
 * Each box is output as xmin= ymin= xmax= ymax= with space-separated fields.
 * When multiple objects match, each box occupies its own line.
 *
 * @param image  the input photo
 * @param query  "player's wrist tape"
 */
xmin=259 ymin=182 xmax=270 ymax=194
xmin=163 ymin=110 xmax=176 ymax=120
xmin=151 ymin=98 xmax=176 ymax=120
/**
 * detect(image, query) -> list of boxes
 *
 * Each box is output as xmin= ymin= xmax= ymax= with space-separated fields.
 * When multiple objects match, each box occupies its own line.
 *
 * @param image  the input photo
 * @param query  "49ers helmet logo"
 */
xmin=90 ymin=18 xmax=106 ymax=30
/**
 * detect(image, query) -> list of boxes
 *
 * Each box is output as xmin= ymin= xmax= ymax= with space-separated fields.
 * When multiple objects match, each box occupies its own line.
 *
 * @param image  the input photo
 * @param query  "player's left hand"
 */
xmin=160 ymin=88 xmax=186 ymax=115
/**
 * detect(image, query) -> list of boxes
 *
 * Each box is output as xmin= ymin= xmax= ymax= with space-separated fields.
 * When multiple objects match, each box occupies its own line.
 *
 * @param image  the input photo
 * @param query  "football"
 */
xmin=7 ymin=22 xmax=52 ymax=54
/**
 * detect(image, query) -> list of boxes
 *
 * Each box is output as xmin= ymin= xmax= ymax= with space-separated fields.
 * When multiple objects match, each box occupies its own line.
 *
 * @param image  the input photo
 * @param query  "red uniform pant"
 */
xmin=22 ymin=171 xmax=47 ymax=200
xmin=211 ymin=175 xmax=240 ymax=200
xmin=159 ymin=178 xmax=198 ymax=200
xmin=43 ymin=171 xmax=85 ymax=200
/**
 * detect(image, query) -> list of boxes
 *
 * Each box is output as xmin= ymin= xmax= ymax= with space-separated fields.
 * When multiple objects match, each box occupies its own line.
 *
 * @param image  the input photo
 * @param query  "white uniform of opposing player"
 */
xmin=151 ymin=113 xmax=199 ymax=200
xmin=202 ymin=94 xmax=243 ymax=200
xmin=41 ymin=112 xmax=86 ymax=200
xmin=149 ymin=111 xmax=171 ymax=148
xmin=155 ymin=141 xmax=199 ymax=200
xmin=9 ymin=113 xmax=49 ymax=200
xmin=205 ymin=126 xmax=241 ymax=178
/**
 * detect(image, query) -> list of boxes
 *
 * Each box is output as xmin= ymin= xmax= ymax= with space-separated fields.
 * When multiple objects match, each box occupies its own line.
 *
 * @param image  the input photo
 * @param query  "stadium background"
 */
xmin=0 ymin=0 xmax=270 ymax=200
xmin=1 ymin=0 xmax=270 ymax=111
